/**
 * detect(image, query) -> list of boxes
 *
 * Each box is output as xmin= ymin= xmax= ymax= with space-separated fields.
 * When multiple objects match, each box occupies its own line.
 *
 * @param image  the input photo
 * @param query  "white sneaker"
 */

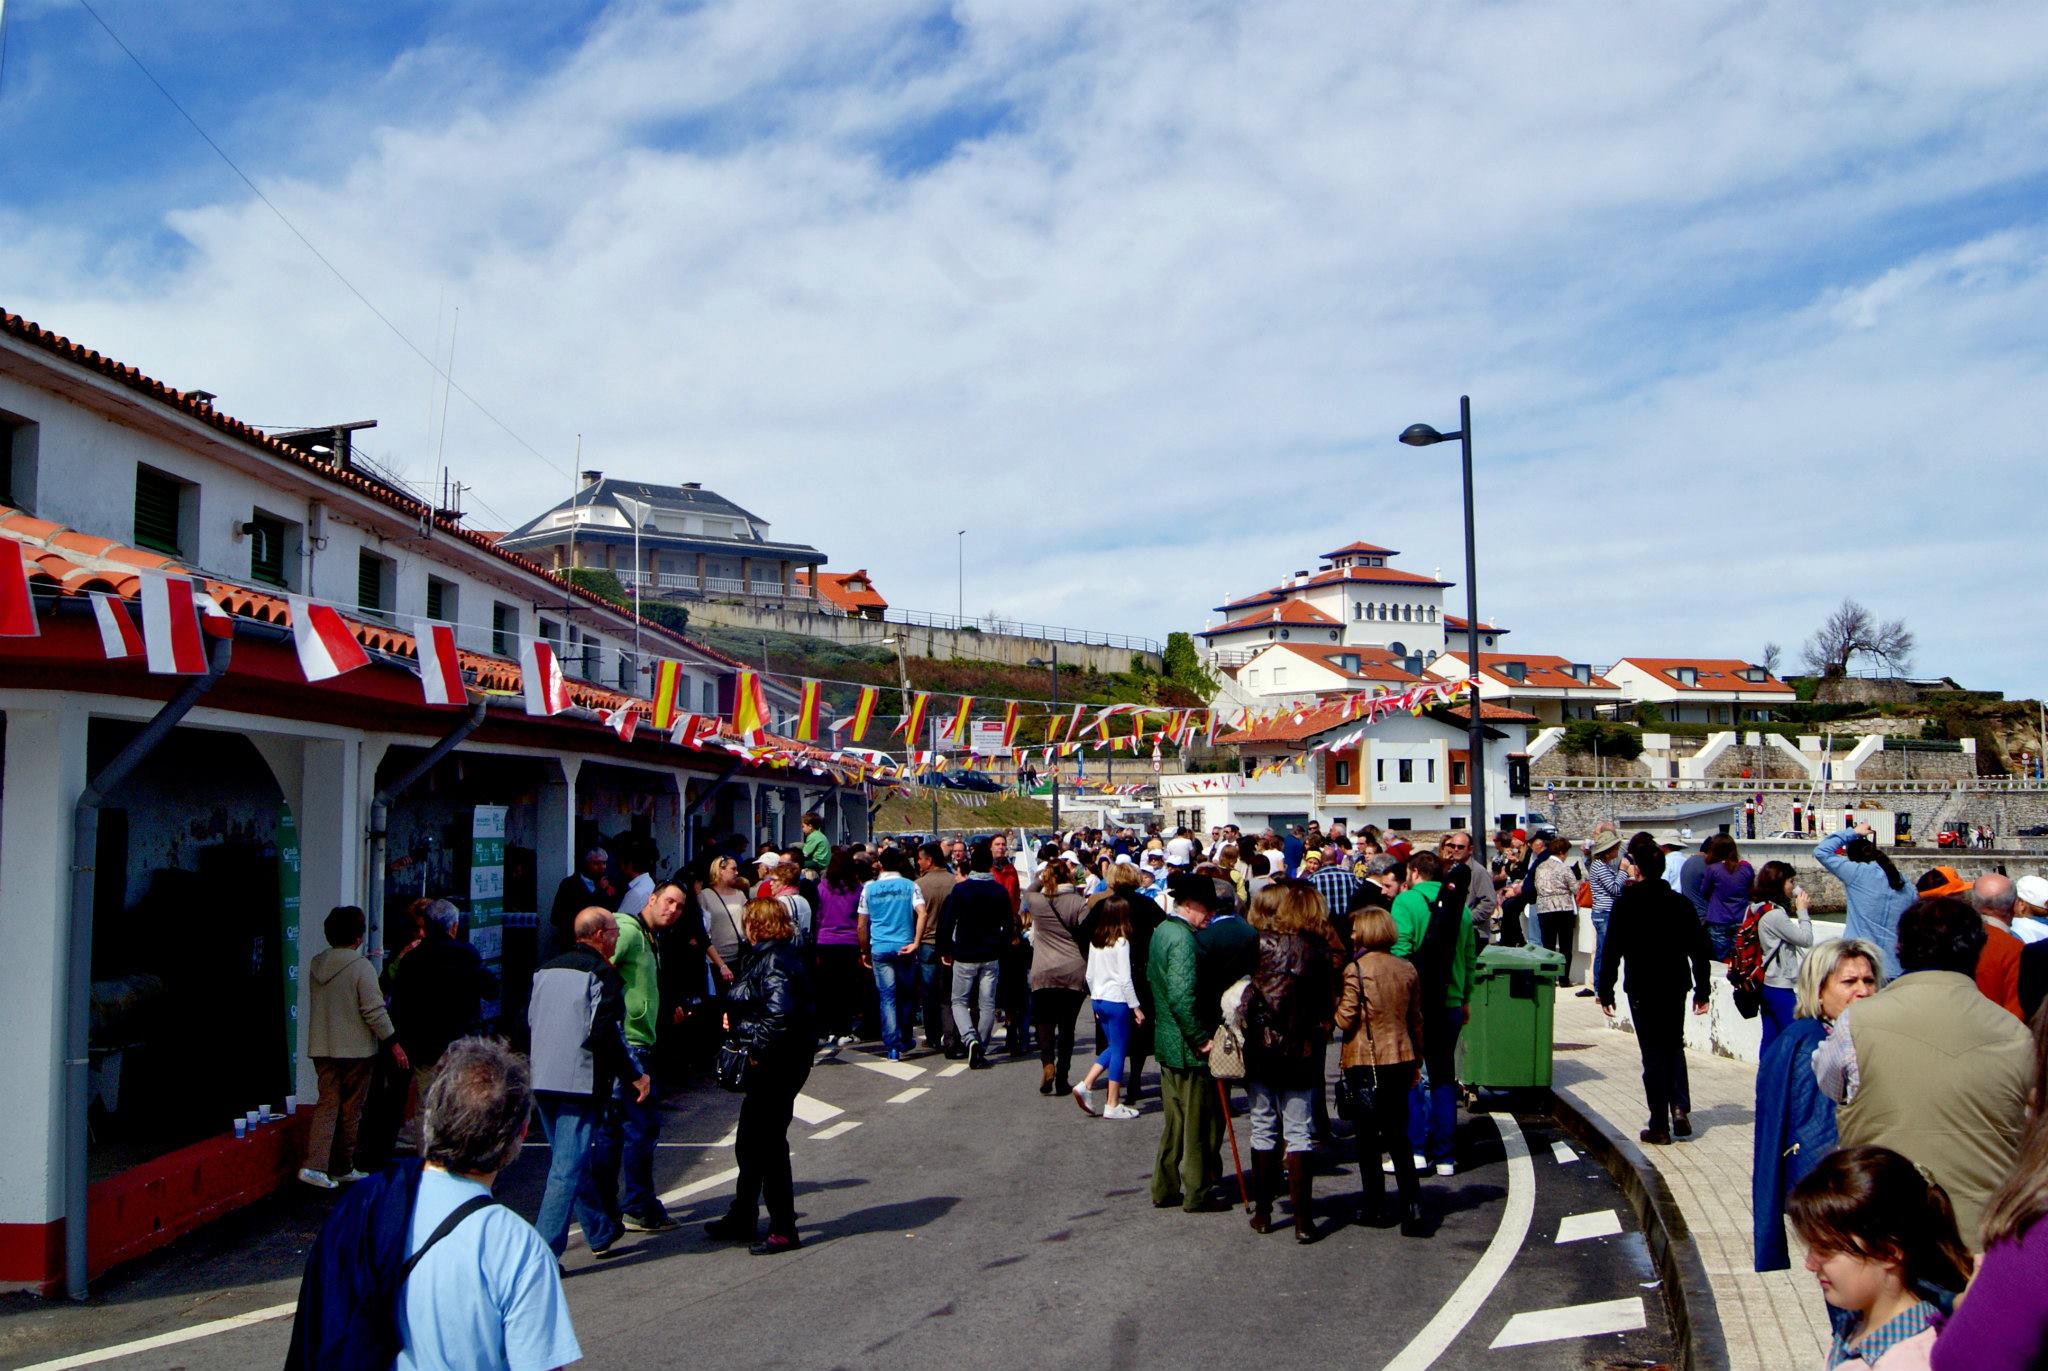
xmin=297 ymin=1167 xmax=338 ymax=1190
xmin=1435 ymin=1161 xmax=1456 ymax=1177
xmin=1382 ymin=1157 xmax=1397 ymax=1174
xmin=1072 ymin=1084 xmax=1097 ymax=1117
xmin=1414 ymin=1153 xmax=1427 ymax=1171
xmin=1104 ymin=1104 xmax=1140 ymax=1120
xmin=333 ymin=1169 xmax=369 ymax=1184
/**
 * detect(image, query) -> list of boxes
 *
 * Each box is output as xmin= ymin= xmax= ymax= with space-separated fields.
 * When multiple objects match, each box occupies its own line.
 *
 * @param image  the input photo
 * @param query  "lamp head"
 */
xmin=1399 ymin=423 xmax=1453 ymax=447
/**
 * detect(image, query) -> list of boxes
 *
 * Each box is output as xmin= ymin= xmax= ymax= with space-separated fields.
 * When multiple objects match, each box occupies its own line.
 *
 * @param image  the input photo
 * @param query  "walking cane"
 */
xmin=1216 ymin=1077 xmax=1249 ymax=1211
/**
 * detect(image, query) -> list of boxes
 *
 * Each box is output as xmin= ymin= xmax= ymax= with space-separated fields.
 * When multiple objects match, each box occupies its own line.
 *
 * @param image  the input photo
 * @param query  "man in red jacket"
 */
xmin=1970 ymin=873 xmax=2025 ymax=1017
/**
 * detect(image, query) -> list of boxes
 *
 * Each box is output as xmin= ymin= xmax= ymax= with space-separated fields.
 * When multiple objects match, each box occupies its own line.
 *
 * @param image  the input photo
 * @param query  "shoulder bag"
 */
xmin=715 ymin=1037 xmax=752 ymax=1092
xmin=1333 ymin=957 xmax=1381 ymax=1122
xmin=1207 ymin=976 xmax=1250 ymax=1080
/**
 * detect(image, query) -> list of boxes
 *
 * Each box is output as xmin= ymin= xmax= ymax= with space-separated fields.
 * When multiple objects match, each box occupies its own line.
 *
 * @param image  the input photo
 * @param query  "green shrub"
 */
xmin=561 ymin=567 xmax=629 ymax=607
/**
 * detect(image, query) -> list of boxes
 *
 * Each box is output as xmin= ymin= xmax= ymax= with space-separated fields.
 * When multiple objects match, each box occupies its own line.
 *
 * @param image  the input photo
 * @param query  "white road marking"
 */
xmin=656 ymin=1165 xmax=742 ymax=1207
xmin=1380 ymin=1111 xmax=1535 ymax=1371
xmin=13 ymin=1302 xmax=298 ymax=1370
xmin=792 ymin=1093 xmax=844 ymax=1124
xmin=1489 ymin=1297 xmax=1645 ymax=1349
xmin=1551 ymin=1140 xmax=1578 ymax=1164
xmin=843 ymin=1051 xmax=926 ymax=1082
xmin=1555 ymin=1210 xmax=1622 ymax=1244
xmin=937 ymin=1062 xmax=969 ymax=1078
xmin=809 ymin=1120 xmax=863 ymax=1140
xmin=887 ymin=1086 xmax=930 ymax=1104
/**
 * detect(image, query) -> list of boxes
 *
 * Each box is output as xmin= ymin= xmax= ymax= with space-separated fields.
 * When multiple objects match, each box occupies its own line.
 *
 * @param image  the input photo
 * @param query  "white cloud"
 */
xmin=3 ymin=0 xmax=2045 ymax=689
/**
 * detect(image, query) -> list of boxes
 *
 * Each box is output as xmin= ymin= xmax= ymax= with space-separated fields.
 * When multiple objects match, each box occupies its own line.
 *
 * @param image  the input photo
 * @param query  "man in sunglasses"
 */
xmin=1437 ymin=831 xmax=1500 ymax=945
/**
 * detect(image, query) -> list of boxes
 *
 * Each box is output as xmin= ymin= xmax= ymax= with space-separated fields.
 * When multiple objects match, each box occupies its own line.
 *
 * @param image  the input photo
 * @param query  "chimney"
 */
xmin=580 ymin=470 xmax=602 ymax=489
xmin=681 ymin=481 xmax=703 ymax=490
xmin=187 ymin=389 xmax=218 ymax=407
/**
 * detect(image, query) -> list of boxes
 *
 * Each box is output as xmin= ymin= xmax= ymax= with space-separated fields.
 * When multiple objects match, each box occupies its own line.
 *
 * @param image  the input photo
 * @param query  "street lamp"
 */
xmin=956 ymin=529 xmax=966 ymax=625
xmin=1399 ymin=396 xmax=1485 ymax=844
xmin=1029 ymin=647 xmax=1060 ymax=835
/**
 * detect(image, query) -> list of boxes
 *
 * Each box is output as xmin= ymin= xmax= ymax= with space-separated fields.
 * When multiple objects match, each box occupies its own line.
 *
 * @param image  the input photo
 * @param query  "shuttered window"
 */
xmin=250 ymin=514 xmax=287 ymax=586
xmin=358 ymin=550 xmax=390 ymax=618
xmin=426 ymin=576 xmax=456 ymax=623
xmin=134 ymin=467 xmax=185 ymax=554
xmin=492 ymin=602 xmax=516 ymax=658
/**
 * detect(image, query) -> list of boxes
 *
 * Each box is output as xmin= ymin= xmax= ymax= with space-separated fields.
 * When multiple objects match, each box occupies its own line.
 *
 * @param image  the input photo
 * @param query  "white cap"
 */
xmin=2017 ymin=874 xmax=2048 ymax=909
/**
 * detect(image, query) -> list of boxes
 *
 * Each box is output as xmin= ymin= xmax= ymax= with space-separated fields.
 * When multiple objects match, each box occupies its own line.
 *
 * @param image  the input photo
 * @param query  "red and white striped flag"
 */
xmin=415 ymin=622 xmax=465 ymax=706
xmin=670 ymin=712 xmax=717 ymax=748
xmin=603 ymin=703 xmax=640 ymax=742
xmin=91 ymin=593 xmax=144 ymax=659
xmin=139 ymin=573 xmax=207 ymax=674
xmin=287 ymin=596 xmax=371 ymax=683
xmin=520 ymin=638 xmax=571 ymax=716
xmin=0 ymin=544 xmax=37 ymax=637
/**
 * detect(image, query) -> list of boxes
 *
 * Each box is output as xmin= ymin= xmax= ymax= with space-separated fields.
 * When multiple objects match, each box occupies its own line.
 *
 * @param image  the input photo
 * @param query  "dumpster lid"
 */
xmin=1474 ymin=944 xmax=1567 ymax=977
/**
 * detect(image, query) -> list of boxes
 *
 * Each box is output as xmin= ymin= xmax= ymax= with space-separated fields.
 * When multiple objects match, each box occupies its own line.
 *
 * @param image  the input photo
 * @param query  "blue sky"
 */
xmin=1 ymin=1 xmax=2044 ymax=693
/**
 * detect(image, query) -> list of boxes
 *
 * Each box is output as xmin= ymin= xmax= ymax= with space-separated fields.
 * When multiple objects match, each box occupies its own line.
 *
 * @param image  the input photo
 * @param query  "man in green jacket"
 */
xmin=1148 ymin=873 xmax=1227 ymax=1212
xmin=593 ymin=879 xmax=692 ymax=1232
xmin=1388 ymin=851 xmax=1477 ymax=1176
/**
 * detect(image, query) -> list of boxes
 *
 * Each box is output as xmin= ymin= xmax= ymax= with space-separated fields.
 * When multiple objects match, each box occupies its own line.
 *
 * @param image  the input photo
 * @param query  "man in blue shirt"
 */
xmin=858 ymin=848 xmax=928 ymax=1060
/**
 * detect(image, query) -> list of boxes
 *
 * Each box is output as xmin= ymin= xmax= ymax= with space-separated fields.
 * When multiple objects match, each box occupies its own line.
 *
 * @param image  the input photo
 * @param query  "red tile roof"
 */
xmin=1440 ymin=652 xmax=1620 ymax=692
xmin=1615 ymin=657 xmax=1793 ymax=694
xmin=1265 ymin=643 xmax=1425 ymax=684
xmin=0 ymin=307 xmax=754 ymax=678
xmin=1198 ymin=600 xmax=1341 ymax=637
xmin=795 ymin=569 xmax=888 ymax=614
xmin=1321 ymin=540 xmax=1400 ymax=558
xmin=1443 ymin=702 xmax=1541 ymax=724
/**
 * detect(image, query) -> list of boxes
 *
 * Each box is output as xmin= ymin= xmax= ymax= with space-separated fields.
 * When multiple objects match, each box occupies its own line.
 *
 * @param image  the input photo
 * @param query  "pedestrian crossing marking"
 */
xmin=937 ymin=1062 xmax=969 ymax=1078
xmin=887 ymin=1087 xmax=930 ymax=1104
xmin=1489 ymin=1297 xmax=1644 ymax=1348
xmin=1555 ymin=1210 xmax=1622 ymax=1243
xmin=1551 ymin=1141 xmax=1578 ymax=1164
xmin=843 ymin=1051 xmax=927 ymax=1081
xmin=810 ymin=1120 xmax=863 ymax=1140
xmin=792 ymin=1093 xmax=844 ymax=1124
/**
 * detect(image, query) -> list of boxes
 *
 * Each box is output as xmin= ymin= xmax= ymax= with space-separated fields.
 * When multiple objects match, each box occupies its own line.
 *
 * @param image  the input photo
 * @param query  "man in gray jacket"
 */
xmin=528 ymin=908 xmax=648 ymax=1259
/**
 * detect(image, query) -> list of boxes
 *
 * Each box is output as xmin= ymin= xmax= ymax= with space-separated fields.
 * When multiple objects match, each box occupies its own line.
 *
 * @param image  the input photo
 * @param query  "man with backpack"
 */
xmin=1392 ymin=855 xmax=1478 ymax=1177
xmin=286 ymin=1037 xmax=580 ymax=1370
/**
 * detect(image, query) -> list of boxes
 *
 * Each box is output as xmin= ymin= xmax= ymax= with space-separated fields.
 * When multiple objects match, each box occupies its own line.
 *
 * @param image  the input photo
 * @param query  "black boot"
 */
xmin=1286 ymin=1152 xmax=1318 ymax=1244
xmin=1361 ymin=1154 xmax=1390 ymax=1227
xmin=1248 ymin=1149 xmax=1279 ymax=1233
xmin=1399 ymin=1200 xmax=1428 ymax=1238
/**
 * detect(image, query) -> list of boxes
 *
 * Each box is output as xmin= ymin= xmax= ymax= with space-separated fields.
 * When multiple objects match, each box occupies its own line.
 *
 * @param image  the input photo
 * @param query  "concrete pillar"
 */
xmin=0 ymin=703 xmax=88 ymax=1285
xmin=780 ymin=560 xmax=792 ymax=597
xmin=537 ymin=756 xmax=579 ymax=910
xmin=696 ymin=553 xmax=706 ymax=591
xmin=739 ymin=556 xmax=752 ymax=596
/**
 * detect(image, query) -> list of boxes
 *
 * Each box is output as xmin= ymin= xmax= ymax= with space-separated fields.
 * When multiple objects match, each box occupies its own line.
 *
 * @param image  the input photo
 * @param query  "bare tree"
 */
xmin=1801 ymin=599 xmax=1915 ymax=679
xmin=1760 ymin=642 xmax=1783 ymax=676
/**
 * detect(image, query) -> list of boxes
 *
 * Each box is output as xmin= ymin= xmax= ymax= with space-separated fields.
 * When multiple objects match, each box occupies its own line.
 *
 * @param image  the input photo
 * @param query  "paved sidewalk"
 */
xmin=1549 ymin=992 xmax=1830 ymax=1370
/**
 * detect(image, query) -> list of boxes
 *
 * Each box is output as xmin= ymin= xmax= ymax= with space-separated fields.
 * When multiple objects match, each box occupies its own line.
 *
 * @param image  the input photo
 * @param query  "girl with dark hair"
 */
xmin=1814 ymin=821 xmax=1914 ymax=979
xmin=811 ymin=848 xmax=866 ymax=1049
xmin=1931 ymin=1005 xmax=2048 ymax=1367
xmin=1698 ymin=834 xmax=1755 ymax=963
xmin=1749 ymin=859 xmax=1814 ymax=1053
xmin=1789 ymin=1145 xmax=1972 ymax=1369
xmin=1073 ymin=897 xmax=1144 ymax=1119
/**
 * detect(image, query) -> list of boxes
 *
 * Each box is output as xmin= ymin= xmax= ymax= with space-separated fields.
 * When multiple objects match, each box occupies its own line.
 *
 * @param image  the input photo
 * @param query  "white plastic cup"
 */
xmin=284 ymin=1095 xmax=297 ymax=1115
xmin=259 ymin=1104 xmax=273 ymax=1124
xmin=246 ymin=1109 xmax=260 ymax=1131
xmin=233 ymin=1118 xmax=247 ymax=1139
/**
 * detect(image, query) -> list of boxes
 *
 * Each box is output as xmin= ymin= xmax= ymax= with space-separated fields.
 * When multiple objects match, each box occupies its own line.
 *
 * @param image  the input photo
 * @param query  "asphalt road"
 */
xmin=2 ymin=1044 xmax=1677 ymax=1370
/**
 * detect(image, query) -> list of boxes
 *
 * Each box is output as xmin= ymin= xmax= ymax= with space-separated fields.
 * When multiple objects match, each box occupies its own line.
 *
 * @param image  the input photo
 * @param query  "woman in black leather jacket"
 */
xmin=1242 ymin=880 xmax=1337 ymax=1242
xmin=705 ymin=898 xmax=817 ymax=1255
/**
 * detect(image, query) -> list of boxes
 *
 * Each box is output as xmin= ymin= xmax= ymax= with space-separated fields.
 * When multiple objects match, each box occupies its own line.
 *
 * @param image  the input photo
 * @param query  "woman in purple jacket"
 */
xmin=1696 ymin=835 xmax=1754 ymax=963
xmin=810 ymin=849 xmax=869 ymax=1047
xmin=1932 ymin=1006 xmax=2048 ymax=1369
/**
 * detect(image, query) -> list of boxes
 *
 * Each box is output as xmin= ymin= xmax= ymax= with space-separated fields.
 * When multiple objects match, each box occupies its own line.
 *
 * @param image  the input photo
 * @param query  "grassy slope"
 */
xmin=872 ymin=792 xmax=1053 ymax=834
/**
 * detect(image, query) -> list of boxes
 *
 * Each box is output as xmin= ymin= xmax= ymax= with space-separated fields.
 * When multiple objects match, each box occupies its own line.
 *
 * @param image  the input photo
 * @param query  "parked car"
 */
xmin=2017 ymin=823 xmax=2048 ymax=838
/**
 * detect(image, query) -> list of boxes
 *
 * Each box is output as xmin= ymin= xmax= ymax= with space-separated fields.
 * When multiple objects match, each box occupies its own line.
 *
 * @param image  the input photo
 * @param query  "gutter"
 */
xmin=64 ymin=633 xmax=233 ymax=1299
xmin=365 ymin=697 xmax=488 ymax=962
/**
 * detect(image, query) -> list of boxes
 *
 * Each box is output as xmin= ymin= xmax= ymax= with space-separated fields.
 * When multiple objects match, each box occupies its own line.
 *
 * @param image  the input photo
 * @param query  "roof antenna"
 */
xmin=567 ymin=433 xmax=581 ymax=577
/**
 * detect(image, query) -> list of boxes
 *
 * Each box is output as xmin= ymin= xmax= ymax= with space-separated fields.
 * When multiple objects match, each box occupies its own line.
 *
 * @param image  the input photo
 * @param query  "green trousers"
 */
xmin=1151 ymin=1064 xmax=1223 ymax=1211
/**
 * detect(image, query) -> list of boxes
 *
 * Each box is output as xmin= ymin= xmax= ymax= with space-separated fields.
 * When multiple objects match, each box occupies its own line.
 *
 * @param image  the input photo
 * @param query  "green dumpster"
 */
xmin=1458 ymin=944 xmax=1568 ymax=1089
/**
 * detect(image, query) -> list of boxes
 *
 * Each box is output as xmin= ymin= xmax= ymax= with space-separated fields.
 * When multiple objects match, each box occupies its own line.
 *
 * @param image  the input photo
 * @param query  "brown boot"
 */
xmin=1286 ymin=1152 xmax=1318 ymax=1244
xmin=1039 ymin=1062 xmax=1057 ymax=1096
xmin=1248 ymin=1149 xmax=1278 ymax=1233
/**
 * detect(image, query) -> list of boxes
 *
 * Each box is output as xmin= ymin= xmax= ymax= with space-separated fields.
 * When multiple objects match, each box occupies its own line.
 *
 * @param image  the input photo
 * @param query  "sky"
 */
xmin=1 ymin=1 xmax=2044 ymax=693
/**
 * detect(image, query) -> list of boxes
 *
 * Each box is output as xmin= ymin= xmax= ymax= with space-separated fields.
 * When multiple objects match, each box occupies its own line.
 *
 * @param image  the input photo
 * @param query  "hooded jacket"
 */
xmin=307 ymin=947 xmax=396 ymax=1060
xmin=527 ymin=943 xmax=635 ymax=1099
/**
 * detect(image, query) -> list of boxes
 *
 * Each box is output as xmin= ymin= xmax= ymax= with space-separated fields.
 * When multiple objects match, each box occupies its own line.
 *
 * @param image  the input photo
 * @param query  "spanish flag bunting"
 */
xmin=732 ymin=670 xmax=770 ymax=738
xmin=795 ymin=679 xmax=823 ymax=742
xmin=1066 ymin=702 xmax=1085 ymax=740
xmin=948 ymin=695 xmax=974 ymax=744
xmin=670 ymin=713 xmax=717 ymax=748
xmin=651 ymin=660 xmax=684 ymax=730
xmin=849 ymin=685 xmax=878 ymax=741
xmin=895 ymin=691 xmax=930 ymax=741
xmin=1001 ymin=700 xmax=1020 ymax=747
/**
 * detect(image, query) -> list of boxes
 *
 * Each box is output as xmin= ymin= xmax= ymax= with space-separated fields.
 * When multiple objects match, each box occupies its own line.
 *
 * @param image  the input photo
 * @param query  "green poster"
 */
xmin=470 ymin=805 xmax=507 ymax=1024
xmin=277 ymin=807 xmax=301 ymax=1088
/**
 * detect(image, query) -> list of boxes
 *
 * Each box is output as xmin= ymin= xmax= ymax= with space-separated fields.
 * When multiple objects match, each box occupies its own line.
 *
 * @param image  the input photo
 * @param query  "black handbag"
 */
xmin=715 ymin=1039 xmax=753 ymax=1093
xmin=1333 ymin=956 xmax=1381 ymax=1121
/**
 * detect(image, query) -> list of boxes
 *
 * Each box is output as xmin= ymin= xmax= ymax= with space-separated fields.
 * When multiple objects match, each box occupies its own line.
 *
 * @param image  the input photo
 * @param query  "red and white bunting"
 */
xmin=139 ymin=573 xmax=207 ymax=675
xmin=669 ymin=713 xmax=718 ymax=748
xmin=0 ymin=544 xmax=37 ymax=637
xmin=91 ymin=592 xmax=144 ymax=659
xmin=286 ymin=595 xmax=371 ymax=683
xmin=415 ymin=622 xmax=466 ymax=706
xmin=603 ymin=703 xmax=640 ymax=742
xmin=520 ymin=638 xmax=571 ymax=716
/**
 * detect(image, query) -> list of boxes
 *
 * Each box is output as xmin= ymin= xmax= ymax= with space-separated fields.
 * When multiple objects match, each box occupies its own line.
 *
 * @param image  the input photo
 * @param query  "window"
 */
xmin=1426 ymin=759 xmax=1436 ymax=783
xmin=581 ymin=632 xmax=601 ymax=681
xmin=1387 ymin=817 xmax=1412 ymax=831
xmin=357 ymin=548 xmax=395 ymax=619
xmin=426 ymin=576 xmax=458 ymax=623
xmin=1398 ymin=759 xmax=1414 ymax=783
xmin=618 ymin=649 xmax=636 ymax=692
xmin=539 ymin=617 xmax=561 ymax=645
xmin=1448 ymin=816 xmax=1466 ymax=830
xmin=700 ymin=679 xmax=716 ymax=713
xmin=1273 ymin=667 xmax=1288 ymax=687
xmin=134 ymin=465 xmax=193 ymax=555
xmin=492 ymin=601 xmax=518 ymax=657
xmin=1375 ymin=758 xmax=1385 ymax=783
xmin=1334 ymin=760 xmax=1351 ymax=787
xmin=1452 ymin=759 xmax=1469 ymax=787
xmin=0 ymin=409 xmax=38 ymax=513
xmin=248 ymin=512 xmax=289 ymax=587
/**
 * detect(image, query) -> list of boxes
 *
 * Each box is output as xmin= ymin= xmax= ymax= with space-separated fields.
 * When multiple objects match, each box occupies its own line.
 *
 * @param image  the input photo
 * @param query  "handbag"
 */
xmin=715 ymin=1039 xmax=753 ymax=1093
xmin=1207 ymin=976 xmax=1250 ymax=1081
xmin=1333 ymin=957 xmax=1381 ymax=1121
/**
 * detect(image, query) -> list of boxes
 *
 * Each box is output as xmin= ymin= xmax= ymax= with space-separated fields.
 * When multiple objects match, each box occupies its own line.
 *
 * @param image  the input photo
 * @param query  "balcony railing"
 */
xmin=617 ymin=570 xmax=816 ymax=602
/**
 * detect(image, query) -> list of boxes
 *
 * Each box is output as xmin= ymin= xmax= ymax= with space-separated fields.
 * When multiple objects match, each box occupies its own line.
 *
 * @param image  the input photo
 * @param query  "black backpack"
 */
xmin=1409 ymin=864 xmax=1473 ymax=1008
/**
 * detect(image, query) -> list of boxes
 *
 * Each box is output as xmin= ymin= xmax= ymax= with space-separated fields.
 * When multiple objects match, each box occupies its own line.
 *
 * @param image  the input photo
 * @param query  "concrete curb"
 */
xmin=1548 ymin=1089 xmax=1731 ymax=1371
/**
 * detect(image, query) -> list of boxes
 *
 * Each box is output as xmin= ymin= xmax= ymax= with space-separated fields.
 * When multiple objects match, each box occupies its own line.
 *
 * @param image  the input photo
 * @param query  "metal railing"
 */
xmin=617 ymin=571 xmax=816 ymax=602
xmin=881 ymin=607 xmax=1161 ymax=654
xmin=1532 ymin=776 xmax=2043 ymax=795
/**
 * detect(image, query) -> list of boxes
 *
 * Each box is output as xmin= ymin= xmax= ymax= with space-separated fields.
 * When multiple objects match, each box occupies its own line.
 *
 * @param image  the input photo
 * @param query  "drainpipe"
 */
xmin=366 ymin=697 xmax=488 ymax=963
xmin=65 ymin=634 xmax=233 ymax=1299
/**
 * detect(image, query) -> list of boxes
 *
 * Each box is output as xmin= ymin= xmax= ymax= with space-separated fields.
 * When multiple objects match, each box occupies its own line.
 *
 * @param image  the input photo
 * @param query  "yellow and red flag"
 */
xmin=733 ymin=670 xmax=770 ymax=738
xmin=895 ymin=692 xmax=930 ymax=742
xmin=794 ymin=679 xmax=823 ymax=741
xmin=948 ymin=695 xmax=974 ymax=745
xmin=848 ymin=685 xmax=878 ymax=741
xmin=651 ymin=659 xmax=684 ymax=730
xmin=1001 ymin=700 xmax=1020 ymax=747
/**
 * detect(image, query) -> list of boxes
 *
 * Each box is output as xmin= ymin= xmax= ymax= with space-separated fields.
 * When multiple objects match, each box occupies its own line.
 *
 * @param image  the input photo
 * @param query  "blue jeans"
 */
xmin=1590 ymin=910 xmax=1610 ymax=985
xmin=872 ymin=951 xmax=916 ymax=1053
xmin=919 ymin=946 xmax=954 ymax=1047
xmin=1706 ymin=922 xmax=1737 ymax=963
xmin=951 ymin=960 xmax=1000 ymax=1047
xmin=1092 ymin=999 xmax=1133 ymax=1078
xmin=534 ymin=1092 xmax=619 ymax=1257
xmin=1245 ymin=1081 xmax=1314 ymax=1152
xmin=591 ymin=1045 xmax=661 ymax=1222
xmin=1760 ymin=986 xmax=1797 ymax=1057
xmin=1407 ymin=1008 xmax=1463 ymax=1164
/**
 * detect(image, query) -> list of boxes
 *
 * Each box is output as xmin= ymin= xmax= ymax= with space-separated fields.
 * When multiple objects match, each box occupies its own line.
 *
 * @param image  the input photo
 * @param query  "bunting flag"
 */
xmin=415 ymin=621 xmax=465 ymax=706
xmin=91 ymin=592 xmax=144 ymax=659
xmin=895 ymin=691 xmax=929 ymax=742
xmin=602 ymin=703 xmax=640 ymax=742
xmin=1065 ymin=702 xmax=1085 ymax=740
xmin=1001 ymin=700 xmax=1020 ymax=747
xmin=650 ymin=660 xmax=685 ymax=730
xmin=732 ymin=670 xmax=770 ymax=738
xmin=287 ymin=595 xmax=371 ymax=683
xmin=0 ymin=544 xmax=37 ymax=637
xmin=139 ymin=573 xmax=208 ymax=675
xmin=520 ymin=638 xmax=571 ymax=716
xmin=947 ymin=695 xmax=974 ymax=744
xmin=1205 ymin=708 xmax=1218 ymax=745
xmin=795 ymin=679 xmax=823 ymax=742
xmin=670 ymin=713 xmax=718 ymax=748
xmin=848 ymin=685 xmax=878 ymax=742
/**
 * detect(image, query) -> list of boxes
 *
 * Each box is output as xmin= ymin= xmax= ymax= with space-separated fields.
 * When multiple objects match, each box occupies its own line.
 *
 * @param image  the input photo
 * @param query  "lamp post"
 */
xmin=1030 ymin=648 xmax=1060 ymax=835
xmin=616 ymin=494 xmax=650 ymax=685
xmin=956 ymin=529 xmax=966 ymax=626
xmin=1400 ymin=396 xmax=1485 ymax=844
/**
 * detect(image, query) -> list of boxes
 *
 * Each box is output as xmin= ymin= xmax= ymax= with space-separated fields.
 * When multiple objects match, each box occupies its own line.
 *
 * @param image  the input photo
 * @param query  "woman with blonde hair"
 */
xmin=1025 ymin=858 xmax=1090 ymax=1096
xmin=1753 ymin=937 xmax=1885 ymax=1275
xmin=1335 ymin=905 xmax=1428 ymax=1236
xmin=706 ymin=898 xmax=815 ymax=1255
xmin=1241 ymin=880 xmax=1337 ymax=1241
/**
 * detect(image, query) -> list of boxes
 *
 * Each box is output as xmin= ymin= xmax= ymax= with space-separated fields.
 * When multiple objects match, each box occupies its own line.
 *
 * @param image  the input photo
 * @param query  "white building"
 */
xmin=1429 ymin=651 xmax=1624 ymax=725
xmin=1603 ymin=657 xmax=1793 ymax=724
xmin=0 ymin=307 xmax=864 ymax=1294
xmin=1226 ymin=641 xmax=1428 ymax=707
xmin=1199 ymin=540 xmax=1463 ymax=670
